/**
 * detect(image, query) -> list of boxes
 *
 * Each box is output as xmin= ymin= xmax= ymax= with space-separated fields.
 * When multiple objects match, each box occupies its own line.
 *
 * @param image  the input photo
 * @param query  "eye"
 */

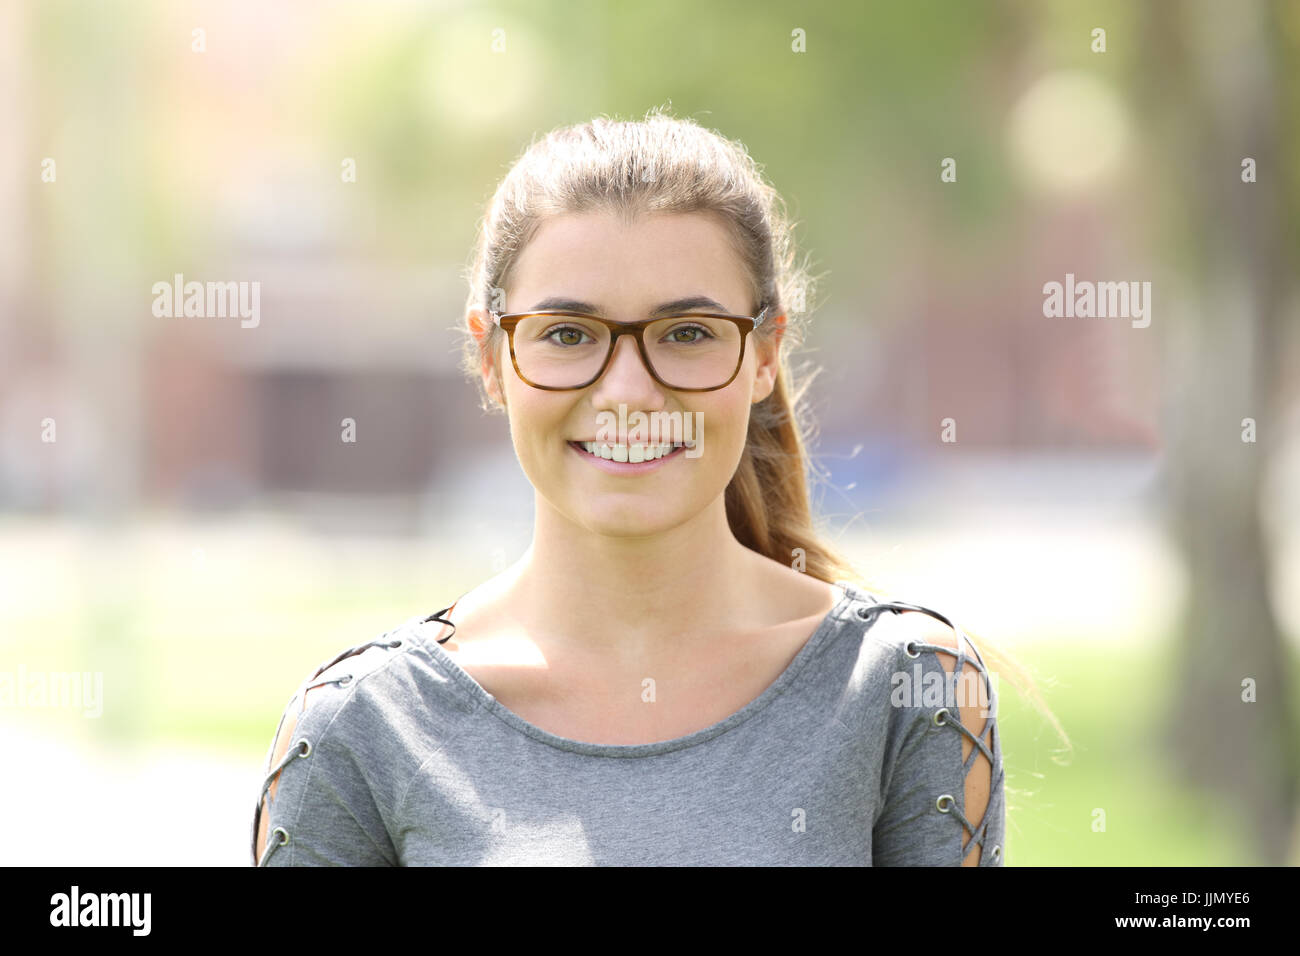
xmin=542 ymin=324 xmax=593 ymax=347
xmin=661 ymin=322 xmax=716 ymax=345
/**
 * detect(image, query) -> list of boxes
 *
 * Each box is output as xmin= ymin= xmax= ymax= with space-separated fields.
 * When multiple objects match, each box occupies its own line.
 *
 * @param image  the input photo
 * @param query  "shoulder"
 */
xmin=252 ymin=613 xmax=466 ymax=865
xmin=857 ymin=595 xmax=988 ymax=670
xmin=291 ymin=621 xmax=418 ymax=725
xmin=264 ymin=611 xmax=480 ymax=791
xmin=284 ymin=611 xmax=481 ymax=733
xmin=847 ymin=592 xmax=997 ymax=731
xmin=257 ymin=619 xmax=419 ymax=790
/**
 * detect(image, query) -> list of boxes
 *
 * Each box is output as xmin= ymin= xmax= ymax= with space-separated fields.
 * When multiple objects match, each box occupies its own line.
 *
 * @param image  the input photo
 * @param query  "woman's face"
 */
xmin=472 ymin=209 xmax=783 ymax=538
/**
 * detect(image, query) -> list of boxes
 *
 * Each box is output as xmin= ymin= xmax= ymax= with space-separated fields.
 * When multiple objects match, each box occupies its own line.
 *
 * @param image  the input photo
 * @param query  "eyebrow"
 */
xmin=526 ymin=295 xmax=733 ymax=318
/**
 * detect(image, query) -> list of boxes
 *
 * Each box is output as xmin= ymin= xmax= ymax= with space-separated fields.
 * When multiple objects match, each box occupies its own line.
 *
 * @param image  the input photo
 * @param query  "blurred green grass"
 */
xmin=992 ymin=639 xmax=1287 ymax=865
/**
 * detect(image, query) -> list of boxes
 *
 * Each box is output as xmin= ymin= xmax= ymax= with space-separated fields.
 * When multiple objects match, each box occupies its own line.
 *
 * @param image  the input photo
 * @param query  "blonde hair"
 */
xmin=459 ymin=105 xmax=1070 ymax=757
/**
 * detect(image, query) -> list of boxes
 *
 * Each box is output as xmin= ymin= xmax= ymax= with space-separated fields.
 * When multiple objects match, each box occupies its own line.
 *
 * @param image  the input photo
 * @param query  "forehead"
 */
xmin=507 ymin=209 xmax=752 ymax=315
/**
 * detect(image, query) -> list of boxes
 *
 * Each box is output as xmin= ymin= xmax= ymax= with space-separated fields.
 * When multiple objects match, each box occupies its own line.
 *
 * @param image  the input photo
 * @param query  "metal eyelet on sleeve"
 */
xmin=298 ymin=672 xmax=358 ymax=714
xmin=258 ymin=827 xmax=289 ymax=867
xmin=904 ymin=641 xmax=920 ymax=658
xmin=932 ymin=707 xmax=949 ymax=727
xmin=928 ymin=758 xmax=998 ymax=863
xmin=259 ymin=736 xmax=312 ymax=802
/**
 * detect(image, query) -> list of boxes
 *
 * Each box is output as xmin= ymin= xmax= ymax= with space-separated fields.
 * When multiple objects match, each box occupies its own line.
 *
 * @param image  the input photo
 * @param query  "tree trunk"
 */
xmin=1142 ymin=0 xmax=1298 ymax=863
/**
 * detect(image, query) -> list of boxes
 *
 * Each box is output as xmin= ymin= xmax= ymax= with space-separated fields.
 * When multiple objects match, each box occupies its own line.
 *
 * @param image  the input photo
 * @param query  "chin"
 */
xmin=568 ymin=499 xmax=693 ymax=537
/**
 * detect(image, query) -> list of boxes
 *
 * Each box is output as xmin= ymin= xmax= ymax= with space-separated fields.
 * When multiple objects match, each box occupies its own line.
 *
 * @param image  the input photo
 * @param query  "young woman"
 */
xmin=252 ymin=108 xmax=1027 ymax=866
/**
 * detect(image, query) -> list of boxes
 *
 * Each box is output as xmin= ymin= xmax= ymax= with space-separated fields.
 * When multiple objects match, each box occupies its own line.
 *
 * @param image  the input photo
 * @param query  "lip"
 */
xmin=567 ymin=440 xmax=687 ymax=474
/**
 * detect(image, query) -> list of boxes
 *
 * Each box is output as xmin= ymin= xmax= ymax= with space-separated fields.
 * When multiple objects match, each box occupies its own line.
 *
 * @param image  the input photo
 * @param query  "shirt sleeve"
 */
xmin=252 ymin=678 xmax=401 ymax=867
xmin=872 ymin=625 xmax=1006 ymax=866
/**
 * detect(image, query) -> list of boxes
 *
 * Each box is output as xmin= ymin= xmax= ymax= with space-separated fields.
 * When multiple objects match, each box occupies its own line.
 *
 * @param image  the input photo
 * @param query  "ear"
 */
xmin=750 ymin=312 xmax=786 ymax=404
xmin=467 ymin=309 xmax=506 ymax=409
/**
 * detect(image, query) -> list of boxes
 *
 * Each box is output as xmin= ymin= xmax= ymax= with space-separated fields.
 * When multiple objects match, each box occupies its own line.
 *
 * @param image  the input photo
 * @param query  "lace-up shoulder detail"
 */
xmin=251 ymin=626 xmax=412 ymax=867
xmin=858 ymin=599 xmax=1006 ymax=867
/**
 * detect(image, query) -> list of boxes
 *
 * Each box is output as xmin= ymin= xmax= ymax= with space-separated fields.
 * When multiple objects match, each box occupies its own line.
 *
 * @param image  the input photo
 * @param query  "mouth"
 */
xmin=567 ymin=439 xmax=691 ymax=472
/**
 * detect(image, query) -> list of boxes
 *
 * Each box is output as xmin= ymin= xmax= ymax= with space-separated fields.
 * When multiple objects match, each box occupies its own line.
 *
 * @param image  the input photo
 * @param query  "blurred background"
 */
xmin=1 ymin=0 xmax=1297 ymax=865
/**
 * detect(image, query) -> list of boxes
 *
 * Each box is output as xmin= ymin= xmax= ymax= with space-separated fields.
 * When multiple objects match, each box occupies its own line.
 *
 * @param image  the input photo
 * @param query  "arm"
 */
xmin=871 ymin=607 xmax=1005 ymax=866
xmin=252 ymin=678 xmax=401 ymax=867
xmin=254 ymin=703 xmax=302 ymax=865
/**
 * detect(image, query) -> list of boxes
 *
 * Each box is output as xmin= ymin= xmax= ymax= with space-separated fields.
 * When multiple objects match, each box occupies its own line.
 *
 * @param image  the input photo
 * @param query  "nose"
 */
xmin=588 ymin=332 xmax=664 ymax=409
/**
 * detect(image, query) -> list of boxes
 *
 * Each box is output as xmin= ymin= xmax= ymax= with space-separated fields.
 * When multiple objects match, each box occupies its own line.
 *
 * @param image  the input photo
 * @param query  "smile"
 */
xmin=567 ymin=440 xmax=689 ymax=473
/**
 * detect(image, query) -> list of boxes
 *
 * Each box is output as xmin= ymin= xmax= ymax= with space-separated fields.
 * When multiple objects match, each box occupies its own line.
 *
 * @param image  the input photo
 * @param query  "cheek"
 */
xmin=697 ymin=395 xmax=754 ymax=470
xmin=501 ymin=381 xmax=570 ymax=471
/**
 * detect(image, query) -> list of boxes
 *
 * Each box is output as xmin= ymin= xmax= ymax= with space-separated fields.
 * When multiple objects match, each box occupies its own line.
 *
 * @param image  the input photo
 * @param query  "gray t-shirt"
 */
xmin=252 ymin=580 xmax=1006 ymax=866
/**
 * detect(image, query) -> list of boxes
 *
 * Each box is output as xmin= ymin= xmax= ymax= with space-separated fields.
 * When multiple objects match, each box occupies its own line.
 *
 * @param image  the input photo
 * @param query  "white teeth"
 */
xmin=578 ymin=441 xmax=679 ymax=462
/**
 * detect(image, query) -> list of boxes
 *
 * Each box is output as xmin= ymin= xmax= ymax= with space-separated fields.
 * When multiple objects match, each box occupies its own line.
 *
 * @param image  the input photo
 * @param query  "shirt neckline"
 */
xmin=405 ymin=579 xmax=871 ymax=758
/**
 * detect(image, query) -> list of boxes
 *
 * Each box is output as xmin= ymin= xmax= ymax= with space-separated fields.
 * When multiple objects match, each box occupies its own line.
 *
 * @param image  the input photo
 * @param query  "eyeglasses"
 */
xmin=490 ymin=306 xmax=769 ymax=391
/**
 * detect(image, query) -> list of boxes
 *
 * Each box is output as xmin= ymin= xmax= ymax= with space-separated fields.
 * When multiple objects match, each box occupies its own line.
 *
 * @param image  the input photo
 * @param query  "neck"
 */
xmin=503 ymin=492 xmax=763 ymax=656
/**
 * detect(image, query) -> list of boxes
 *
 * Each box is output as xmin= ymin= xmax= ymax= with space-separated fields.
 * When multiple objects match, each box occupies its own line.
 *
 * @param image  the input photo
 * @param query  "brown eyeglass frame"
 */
xmin=489 ymin=306 xmax=770 ymax=391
